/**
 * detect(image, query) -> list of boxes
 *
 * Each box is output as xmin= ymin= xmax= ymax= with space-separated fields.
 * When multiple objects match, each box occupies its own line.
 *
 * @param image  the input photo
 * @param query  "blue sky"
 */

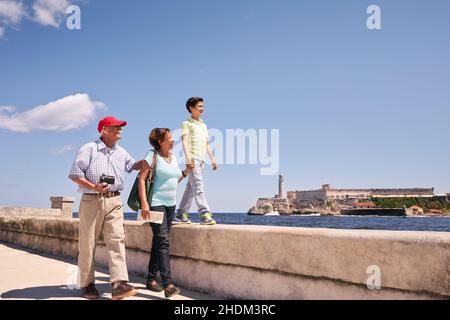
xmin=1 ymin=0 xmax=449 ymax=212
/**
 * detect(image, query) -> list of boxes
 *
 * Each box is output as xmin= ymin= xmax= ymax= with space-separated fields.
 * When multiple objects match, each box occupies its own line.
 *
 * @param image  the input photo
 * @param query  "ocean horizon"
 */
xmin=72 ymin=212 xmax=450 ymax=232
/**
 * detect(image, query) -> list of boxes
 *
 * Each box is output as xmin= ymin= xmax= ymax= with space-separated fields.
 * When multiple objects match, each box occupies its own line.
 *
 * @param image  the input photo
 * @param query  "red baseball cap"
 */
xmin=97 ymin=116 xmax=127 ymax=132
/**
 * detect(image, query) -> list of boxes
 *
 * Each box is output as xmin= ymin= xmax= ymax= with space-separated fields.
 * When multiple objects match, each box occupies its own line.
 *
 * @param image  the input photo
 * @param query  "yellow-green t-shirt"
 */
xmin=181 ymin=118 xmax=209 ymax=162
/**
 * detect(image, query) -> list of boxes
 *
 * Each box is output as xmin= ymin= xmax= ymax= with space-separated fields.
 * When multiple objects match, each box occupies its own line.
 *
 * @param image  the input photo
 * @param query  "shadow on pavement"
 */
xmin=0 ymin=242 xmax=215 ymax=300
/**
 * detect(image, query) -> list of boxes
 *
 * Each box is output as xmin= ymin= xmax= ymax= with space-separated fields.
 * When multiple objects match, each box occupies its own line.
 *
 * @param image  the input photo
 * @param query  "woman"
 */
xmin=138 ymin=128 xmax=191 ymax=298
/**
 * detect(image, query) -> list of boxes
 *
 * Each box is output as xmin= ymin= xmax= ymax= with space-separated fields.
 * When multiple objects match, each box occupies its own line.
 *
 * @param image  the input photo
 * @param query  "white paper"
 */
xmin=137 ymin=210 xmax=164 ymax=224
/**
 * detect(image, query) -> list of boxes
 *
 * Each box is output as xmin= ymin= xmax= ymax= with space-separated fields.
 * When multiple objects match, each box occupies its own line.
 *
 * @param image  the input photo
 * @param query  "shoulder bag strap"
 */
xmin=149 ymin=150 xmax=158 ymax=182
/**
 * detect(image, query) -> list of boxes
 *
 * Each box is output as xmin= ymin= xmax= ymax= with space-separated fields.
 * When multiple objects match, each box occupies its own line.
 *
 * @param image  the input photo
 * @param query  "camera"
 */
xmin=99 ymin=175 xmax=115 ymax=185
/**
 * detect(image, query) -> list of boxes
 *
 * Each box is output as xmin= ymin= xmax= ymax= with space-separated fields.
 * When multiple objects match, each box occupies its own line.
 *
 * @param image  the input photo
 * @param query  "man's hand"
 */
xmin=70 ymin=177 xmax=110 ymax=193
xmin=132 ymin=160 xmax=144 ymax=171
xmin=93 ymin=183 xmax=109 ymax=194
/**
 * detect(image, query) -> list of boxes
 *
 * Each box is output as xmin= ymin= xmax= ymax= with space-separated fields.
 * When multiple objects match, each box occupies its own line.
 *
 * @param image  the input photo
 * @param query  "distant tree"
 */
xmin=371 ymin=197 xmax=450 ymax=212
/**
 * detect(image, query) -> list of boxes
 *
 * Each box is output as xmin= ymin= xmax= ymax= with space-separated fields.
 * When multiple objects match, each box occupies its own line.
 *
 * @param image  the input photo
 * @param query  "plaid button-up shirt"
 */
xmin=69 ymin=138 xmax=136 ymax=194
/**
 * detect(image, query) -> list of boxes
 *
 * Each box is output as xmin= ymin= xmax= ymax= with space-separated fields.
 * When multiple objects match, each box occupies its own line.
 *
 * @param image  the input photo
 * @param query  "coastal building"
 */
xmin=250 ymin=177 xmax=438 ymax=215
xmin=253 ymin=174 xmax=291 ymax=214
xmin=434 ymin=193 xmax=450 ymax=201
xmin=294 ymin=184 xmax=435 ymax=204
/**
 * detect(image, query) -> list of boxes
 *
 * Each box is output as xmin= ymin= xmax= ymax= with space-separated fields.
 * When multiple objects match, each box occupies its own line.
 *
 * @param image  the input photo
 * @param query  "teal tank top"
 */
xmin=145 ymin=150 xmax=182 ymax=207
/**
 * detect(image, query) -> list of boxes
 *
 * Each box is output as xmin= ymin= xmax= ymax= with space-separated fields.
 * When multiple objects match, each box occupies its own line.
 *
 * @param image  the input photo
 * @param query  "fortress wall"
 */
xmin=370 ymin=188 xmax=434 ymax=195
xmin=1 ymin=211 xmax=449 ymax=300
xmin=295 ymin=190 xmax=326 ymax=202
xmin=326 ymin=190 xmax=372 ymax=199
xmin=295 ymin=188 xmax=436 ymax=202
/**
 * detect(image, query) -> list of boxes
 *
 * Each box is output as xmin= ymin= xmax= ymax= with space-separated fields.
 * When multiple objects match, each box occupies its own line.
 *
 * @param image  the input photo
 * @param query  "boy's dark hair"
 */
xmin=186 ymin=97 xmax=203 ymax=113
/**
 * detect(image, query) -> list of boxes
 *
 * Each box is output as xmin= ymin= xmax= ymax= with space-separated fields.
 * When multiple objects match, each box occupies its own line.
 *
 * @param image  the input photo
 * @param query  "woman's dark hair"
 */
xmin=149 ymin=128 xmax=170 ymax=151
xmin=186 ymin=97 xmax=203 ymax=113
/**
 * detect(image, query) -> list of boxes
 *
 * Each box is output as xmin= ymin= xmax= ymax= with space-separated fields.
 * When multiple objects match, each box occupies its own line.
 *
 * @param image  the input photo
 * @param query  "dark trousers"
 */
xmin=147 ymin=205 xmax=175 ymax=287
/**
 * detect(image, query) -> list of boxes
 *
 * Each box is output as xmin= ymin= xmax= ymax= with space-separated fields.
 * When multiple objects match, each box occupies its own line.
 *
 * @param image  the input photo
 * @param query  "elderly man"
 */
xmin=69 ymin=116 xmax=142 ymax=300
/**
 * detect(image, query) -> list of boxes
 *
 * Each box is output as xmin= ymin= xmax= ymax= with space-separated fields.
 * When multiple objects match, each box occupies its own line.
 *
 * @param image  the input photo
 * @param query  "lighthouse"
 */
xmin=278 ymin=174 xmax=286 ymax=199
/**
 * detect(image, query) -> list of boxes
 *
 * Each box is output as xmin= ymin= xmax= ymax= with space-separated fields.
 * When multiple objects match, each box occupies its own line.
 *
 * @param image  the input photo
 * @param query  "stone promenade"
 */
xmin=0 ymin=242 xmax=216 ymax=300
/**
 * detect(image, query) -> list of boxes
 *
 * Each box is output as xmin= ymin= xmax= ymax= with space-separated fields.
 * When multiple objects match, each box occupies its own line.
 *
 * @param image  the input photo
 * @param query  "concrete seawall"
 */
xmin=0 ymin=208 xmax=449 ymax=299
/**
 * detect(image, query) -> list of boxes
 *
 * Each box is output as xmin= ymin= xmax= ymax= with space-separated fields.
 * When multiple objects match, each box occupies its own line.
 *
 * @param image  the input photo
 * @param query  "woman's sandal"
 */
xmin=146 ymin=280 xmax=164 ymax=292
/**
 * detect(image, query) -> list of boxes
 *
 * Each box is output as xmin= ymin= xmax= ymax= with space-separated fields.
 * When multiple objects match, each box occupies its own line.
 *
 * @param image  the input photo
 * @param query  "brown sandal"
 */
xmin=146 ymin=280 xmax=164 ymax=292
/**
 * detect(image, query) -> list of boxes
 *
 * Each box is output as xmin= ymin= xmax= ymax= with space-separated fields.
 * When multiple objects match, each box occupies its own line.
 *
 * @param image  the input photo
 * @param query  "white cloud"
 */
xmin=0 ymin=0 xmax=26 ymax=37
xmin=0 ymin=93 xmax=106 ymax=133
xmin=0 ymin=0 xmax=26 ymax=23
xmin=49 ymin=144 xmax=73 ymax=155
xmin=0 ymin=0 xmax=81 ymax=38
xmin=32 ymin=0 xmax=69 ymax=27
xmin=0 ymin=105 xmax=15 ymax=112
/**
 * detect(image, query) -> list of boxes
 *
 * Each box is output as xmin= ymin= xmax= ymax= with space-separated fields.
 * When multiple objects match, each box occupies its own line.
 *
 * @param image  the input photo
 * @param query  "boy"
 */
xmin=176 ymin=97 xmax=217 ymax=225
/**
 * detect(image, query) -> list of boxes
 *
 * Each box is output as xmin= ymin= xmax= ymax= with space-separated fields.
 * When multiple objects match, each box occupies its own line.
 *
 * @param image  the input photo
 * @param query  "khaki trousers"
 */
xmin=78 ymin=194 xmax=129 ymax=287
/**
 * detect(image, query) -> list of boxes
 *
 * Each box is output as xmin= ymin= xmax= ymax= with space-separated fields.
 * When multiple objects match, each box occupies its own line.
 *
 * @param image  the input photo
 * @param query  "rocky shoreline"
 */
xmin=248 ymin=203 xmax=450 ymax=217
xmin=248 ymin=203 xmax=340 ymax=216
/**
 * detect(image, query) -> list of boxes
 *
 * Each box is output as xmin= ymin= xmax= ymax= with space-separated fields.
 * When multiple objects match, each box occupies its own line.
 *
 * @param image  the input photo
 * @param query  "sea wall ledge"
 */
xmin=0 ymin=207 xmax=449 ymax=300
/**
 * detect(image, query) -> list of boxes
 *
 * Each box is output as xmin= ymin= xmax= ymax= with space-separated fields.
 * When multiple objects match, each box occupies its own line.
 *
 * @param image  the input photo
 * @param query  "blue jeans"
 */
xmin=147 ymin=205 xmax=175 ymax=287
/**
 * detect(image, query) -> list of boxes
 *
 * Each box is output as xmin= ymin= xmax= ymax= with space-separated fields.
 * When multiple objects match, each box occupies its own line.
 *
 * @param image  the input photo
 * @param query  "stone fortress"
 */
xmin=248 ymin=175 xmax=448 ymax=215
